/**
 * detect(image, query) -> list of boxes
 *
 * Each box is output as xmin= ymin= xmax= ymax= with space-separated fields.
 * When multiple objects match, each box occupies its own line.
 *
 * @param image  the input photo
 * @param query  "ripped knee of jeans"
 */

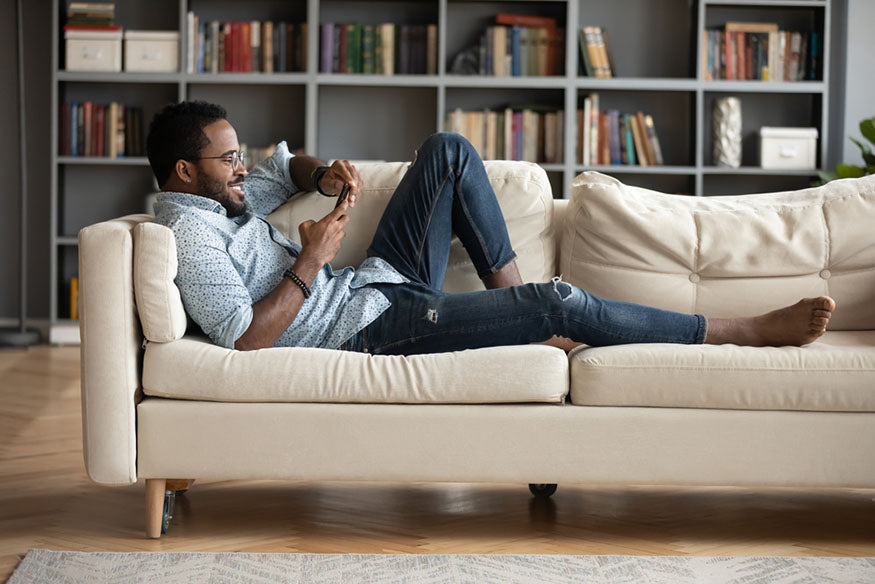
xmin=551 ymin=276 xmax=573 ymax=301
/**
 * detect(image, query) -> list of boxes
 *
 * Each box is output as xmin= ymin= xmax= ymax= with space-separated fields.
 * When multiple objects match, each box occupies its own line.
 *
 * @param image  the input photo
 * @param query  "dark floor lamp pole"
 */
xmin=0 ymin=0 xmax=40 ymax=347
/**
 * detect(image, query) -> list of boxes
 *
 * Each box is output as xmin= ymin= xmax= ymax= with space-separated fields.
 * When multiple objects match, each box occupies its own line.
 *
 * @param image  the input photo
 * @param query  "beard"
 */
xmin=196 ymin=173 xmax=247 ymax=218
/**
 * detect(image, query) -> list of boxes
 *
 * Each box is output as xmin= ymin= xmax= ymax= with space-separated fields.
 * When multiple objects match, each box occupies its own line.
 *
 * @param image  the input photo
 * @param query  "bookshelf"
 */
xmin=50 ymin=0 xmax=832 ymax=341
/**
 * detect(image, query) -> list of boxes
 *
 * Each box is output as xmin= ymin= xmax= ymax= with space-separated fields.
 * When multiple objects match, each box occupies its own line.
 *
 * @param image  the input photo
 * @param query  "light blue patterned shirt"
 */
xmin=153 ymin=141 xmax=407 ymax=350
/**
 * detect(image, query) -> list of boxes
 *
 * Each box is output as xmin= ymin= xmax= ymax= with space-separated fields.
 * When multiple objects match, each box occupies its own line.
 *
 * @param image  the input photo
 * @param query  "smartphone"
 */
xmin=334 ymin=183 xmax=351 ymax=209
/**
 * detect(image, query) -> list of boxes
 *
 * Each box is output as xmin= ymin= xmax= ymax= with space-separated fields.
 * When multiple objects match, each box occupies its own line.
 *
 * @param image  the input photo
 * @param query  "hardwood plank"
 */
xmin=1 ymin=346 xmax=874 ymax=580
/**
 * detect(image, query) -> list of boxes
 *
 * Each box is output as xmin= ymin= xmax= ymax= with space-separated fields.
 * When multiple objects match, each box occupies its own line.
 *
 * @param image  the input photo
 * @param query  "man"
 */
xmin=147 ymin=101 xmax=835 ymax=355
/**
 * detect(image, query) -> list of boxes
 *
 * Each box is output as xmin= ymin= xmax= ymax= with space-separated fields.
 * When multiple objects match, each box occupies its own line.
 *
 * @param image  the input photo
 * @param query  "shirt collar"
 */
xmin=156 ymin=191 xmax=251 ymax=218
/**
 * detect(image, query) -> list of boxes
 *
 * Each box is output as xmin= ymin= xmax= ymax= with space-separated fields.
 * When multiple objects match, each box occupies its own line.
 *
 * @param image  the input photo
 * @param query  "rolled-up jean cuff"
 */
xmin=694 ymin=314 xmax=708 ymax=344
xmin=476 ymin=251 xmax=518 ymax=280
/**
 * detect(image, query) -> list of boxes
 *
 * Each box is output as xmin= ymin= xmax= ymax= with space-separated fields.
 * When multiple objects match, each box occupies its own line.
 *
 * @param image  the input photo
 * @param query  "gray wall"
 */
xmin=1 ymin=0 xmax=51 ymax=321
xmin=841 ymin=0 xmax=875 ymax=165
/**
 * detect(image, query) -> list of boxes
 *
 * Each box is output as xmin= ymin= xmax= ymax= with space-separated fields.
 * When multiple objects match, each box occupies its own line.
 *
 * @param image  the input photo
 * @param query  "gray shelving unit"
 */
xmin=49 ymin=0 xmax=831 ymax=342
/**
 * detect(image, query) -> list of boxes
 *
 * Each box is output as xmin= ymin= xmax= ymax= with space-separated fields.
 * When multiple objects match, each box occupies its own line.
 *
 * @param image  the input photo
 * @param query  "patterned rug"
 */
xmin=8 ymin=550 xmax=875 ymax=583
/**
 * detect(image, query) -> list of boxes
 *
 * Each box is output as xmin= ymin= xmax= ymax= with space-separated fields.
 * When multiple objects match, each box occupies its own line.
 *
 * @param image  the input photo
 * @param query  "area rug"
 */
xmin=8 ymin=550 xmax=875 ymax=583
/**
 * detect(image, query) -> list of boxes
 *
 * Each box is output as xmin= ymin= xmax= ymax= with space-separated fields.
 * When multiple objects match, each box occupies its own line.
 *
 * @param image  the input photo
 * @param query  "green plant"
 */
xmin=819 ymin=117 xmax=875 ymax=182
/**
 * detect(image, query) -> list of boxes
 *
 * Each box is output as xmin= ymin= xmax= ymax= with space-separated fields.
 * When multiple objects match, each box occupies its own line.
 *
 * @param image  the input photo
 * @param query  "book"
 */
xmin=643 ymin=114 xmax=664 ymax=166
xmin=623 ymin=114 xmax=636 ymax=165
xmin=608 ymin=110 xmax=621 ymax=165
xmin=380 ymin=23 xmax=394 ymax=75
xmin=362 ymin=25 xmax=376 ymax=74
xmin=629 ymin=112 xmax=648 ymax=166
xmin=636 ymin=112 xmax=656 ymax=166
xmin=581 ymin=96 xmax=591 ymax=164
xmin=69 ymin=277 xmax=79 ymax=321
xmin=578 ymin=27 xmax=594 ymax=76
xmin=427 ymin=25 xmax=437 ymax=75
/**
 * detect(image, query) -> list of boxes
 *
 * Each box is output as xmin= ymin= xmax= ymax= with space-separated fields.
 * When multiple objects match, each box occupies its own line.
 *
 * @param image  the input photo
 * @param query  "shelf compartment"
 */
xmin=318 ymin=85 xmax=437 ymax=161
xmin=580 ymin=171 xmax=697 ymax=196
xmin=576 ymin=89 xmax=695 ymax=167
xmin=702 ymin=81 xmax=825 ymax=93
xmin=186 ymin=73 xmax=309 ymax=84
xmin=445 ymin=1 xmax=567 ymax=78
xmin=58 ymin=72 xmax=183 ymax=83
xmin=577 ymin=165 xmax=697 ymax=176
xmin=703 ymin=91 xmax=822 ymax=167
xmin=577 ymin=0 xmax=695 ymax=79
xmin=187 ymin=84 xmax=307 ymax=153
xmin=576 ymin=78 xmax=699 ymax=91
xmin=318 ymin=74 xmax=441 ymax=87
xmin=57 ymin=246 xmax=80 ymax=321
xmin=703 ymin=173 xmax=816 ymax=196
xmin=187 ymin=0 xmax=308 ymax=25
xmin=58 ymin=156 xmax=151 ymax=166
xmin=445 ymin=87 xmax=565 ymax=164
xmin=702 ymin=166 xmax=820 ymax=176
xmin=59 ymin=165 xmax=157 ymax=237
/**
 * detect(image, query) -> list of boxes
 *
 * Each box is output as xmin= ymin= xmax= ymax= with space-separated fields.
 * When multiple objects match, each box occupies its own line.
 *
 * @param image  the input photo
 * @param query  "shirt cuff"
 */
xmin=213 ymin=304 xmax=255 ymax=349
xmin=273 ymin=140 xmax=297 ymax=193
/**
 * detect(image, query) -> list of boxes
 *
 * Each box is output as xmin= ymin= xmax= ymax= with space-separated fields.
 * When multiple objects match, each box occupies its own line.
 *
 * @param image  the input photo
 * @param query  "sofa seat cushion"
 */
xmin=143 ymin=336 xmax=569 ymax=404
xmin=569 ymin=331 xmax=875 ymax=412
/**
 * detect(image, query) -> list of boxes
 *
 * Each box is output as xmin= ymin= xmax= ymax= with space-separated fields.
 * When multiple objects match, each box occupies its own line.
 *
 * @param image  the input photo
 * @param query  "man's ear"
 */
xmin=175 ymin=160 xmax=195 ymax=184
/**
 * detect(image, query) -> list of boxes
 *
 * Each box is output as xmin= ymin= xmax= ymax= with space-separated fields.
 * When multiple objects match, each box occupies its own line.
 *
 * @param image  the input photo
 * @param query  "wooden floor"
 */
xmin=2 ymin=346 xmax=874 ymax=580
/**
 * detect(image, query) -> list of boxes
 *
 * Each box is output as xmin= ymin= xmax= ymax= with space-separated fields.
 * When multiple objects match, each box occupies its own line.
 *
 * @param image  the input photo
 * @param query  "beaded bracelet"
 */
xmin=283 ymin=268 xmax=311 ymax=299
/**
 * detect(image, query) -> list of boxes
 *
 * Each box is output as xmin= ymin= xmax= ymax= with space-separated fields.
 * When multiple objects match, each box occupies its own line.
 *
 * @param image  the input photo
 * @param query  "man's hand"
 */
xmin=297 ymin=200 xmax=351 ymax=269
xmin=320 ymin=160 xmax=363 ymax=207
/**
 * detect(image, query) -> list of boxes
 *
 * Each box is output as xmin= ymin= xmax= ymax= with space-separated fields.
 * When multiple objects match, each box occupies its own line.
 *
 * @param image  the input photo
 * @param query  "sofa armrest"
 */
xmin=78 ymin=215 xmax=153 ymax=485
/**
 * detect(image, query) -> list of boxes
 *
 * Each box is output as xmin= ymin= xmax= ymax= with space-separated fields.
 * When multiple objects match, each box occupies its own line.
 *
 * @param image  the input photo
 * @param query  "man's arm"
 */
xmin=234 ymin=200 xmax=352 ymax=351
xmin=290 ymin=156 xmax=364 ymax=205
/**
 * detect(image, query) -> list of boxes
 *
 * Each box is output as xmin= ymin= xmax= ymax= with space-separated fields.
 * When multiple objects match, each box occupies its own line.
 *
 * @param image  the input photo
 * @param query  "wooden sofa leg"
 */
xmin=165 ymin=479 xmax=195 ymax=493
xmin=145 ymin=479 xmax=167 ymax=539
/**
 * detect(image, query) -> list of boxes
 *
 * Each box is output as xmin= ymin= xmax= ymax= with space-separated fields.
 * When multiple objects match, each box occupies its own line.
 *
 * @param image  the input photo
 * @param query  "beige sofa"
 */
xmin=78 ymin=162 xmax=875 ymax=539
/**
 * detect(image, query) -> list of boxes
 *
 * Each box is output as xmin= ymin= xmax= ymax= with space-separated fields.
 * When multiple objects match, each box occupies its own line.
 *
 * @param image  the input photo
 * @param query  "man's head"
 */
xmin=146 ymin=101 xmax=248 ymax=217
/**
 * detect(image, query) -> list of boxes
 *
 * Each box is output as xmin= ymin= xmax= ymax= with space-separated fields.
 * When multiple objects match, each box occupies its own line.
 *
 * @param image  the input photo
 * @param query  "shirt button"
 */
xmin=689 ymin=273 xmax=701 ymax=283
xmin=820 ymin=269 xmax=831 ymax=279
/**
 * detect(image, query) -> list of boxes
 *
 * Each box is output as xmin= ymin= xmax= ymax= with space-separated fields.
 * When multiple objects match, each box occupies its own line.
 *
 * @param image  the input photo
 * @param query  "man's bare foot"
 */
xmin=705 ymin=296 xmax=836 ymax=347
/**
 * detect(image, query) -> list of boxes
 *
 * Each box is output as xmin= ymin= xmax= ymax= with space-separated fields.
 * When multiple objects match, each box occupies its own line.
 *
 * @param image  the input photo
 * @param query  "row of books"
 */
xmin=577 ymin=95 xmax=664 ymax=166
xmin=67 ymin=2 xmax=114 ymax=27
xmin=445 ymin=107 xmax=564 ymax=164
xmin=703 ymin=23 xmax=820 ymax=81
xmin=186 ymin=15 xmax=308 ymax=74
xmin=471 ymin=14 xmax=565 ymax=77
xmin=578 ymin=26 xmax=614 ymax=78
xmin=59 ymin=102 xmax=144 ymax=158
xmin=320 ymin=23 xmax=437 ymax=75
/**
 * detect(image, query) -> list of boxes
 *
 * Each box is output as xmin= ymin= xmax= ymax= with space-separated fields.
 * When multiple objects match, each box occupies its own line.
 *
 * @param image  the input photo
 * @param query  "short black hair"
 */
xmin=146 ymin=100 xmax=228 ymax=187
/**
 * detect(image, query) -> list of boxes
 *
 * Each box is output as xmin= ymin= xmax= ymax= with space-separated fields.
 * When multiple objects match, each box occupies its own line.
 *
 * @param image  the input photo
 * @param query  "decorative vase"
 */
xmin=713 ymin=97 xmax=742 ymax=168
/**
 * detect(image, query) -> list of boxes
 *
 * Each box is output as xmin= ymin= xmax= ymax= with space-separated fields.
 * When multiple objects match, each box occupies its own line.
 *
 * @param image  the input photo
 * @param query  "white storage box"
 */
xmin=124 ymin=31 xmax=180 ymax=73
xmin=65 ymin=28 xmax=123 ymax=72
xmin=760 ymin=127 xmax=818 ymax=170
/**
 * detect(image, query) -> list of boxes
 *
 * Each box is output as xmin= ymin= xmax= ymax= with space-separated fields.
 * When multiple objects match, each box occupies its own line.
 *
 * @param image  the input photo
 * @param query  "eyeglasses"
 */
xmin=193 ymin=150 xmax=246 ymax=172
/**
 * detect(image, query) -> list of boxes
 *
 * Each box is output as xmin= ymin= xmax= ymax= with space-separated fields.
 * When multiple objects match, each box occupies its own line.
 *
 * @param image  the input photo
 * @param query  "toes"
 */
xmin=812 ymin=309 xmax=832 ymax=319
xmin=814 ymin=296 xmax=836 ymax=312
xmin=811 ymin=316 xmax=829 ymax=328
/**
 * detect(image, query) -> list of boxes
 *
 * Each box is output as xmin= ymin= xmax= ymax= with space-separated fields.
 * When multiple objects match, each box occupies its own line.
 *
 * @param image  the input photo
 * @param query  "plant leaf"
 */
xmin=836 ymin=164 xmax=866 ymax=179
xmin=860 ymin=117 xmax=875 ymax=145
xmin=850 ymin=136 xmax=873 ymax=156
xmin=868 ymin=165 xmax=875 ymax=175
xmin=817 ymin=170 xmax=837 ymax=183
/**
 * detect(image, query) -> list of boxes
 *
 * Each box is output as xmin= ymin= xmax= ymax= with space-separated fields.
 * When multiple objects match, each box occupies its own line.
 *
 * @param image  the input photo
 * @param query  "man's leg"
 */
xmin=363 ymin=282 xmax=835 ymax=356
xmin=367 ymin=132 xmax=518 ymax=291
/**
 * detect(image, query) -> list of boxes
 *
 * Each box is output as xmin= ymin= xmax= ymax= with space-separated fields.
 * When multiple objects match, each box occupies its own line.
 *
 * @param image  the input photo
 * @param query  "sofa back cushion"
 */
xmin=266 ymin=160 xmax=556 ymax=292
xmin=560 ymin=172 xmax=875 ymax=330
xmin=133 ymin=222 xmax=188 ymax=343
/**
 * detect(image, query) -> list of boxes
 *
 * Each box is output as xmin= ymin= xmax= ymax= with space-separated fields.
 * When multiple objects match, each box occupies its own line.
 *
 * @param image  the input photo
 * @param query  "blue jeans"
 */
xmin=354 ymin=132 xmax=707 ymax=355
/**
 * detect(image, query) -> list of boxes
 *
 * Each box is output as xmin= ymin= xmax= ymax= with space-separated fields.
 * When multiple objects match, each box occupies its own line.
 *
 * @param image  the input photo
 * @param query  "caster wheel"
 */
xmin=161 ymin=490 xmax=176 ymax=534
xmin=529 ymin=483 xmax=557 ymax=498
